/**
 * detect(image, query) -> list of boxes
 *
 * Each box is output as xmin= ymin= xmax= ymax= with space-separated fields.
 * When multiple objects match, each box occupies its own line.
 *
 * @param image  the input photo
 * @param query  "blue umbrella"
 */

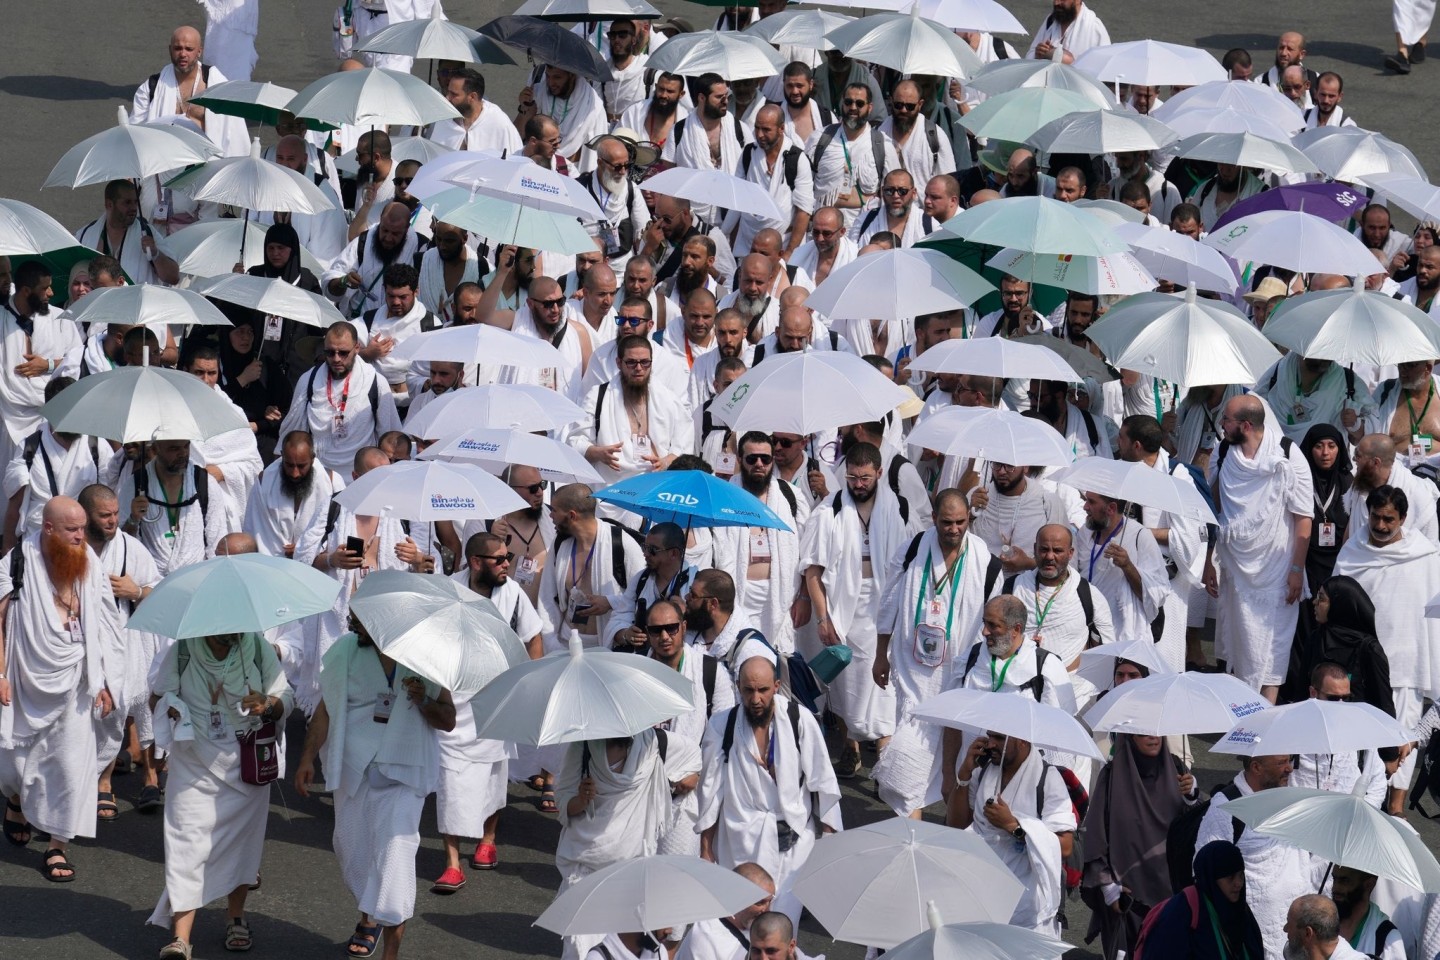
xmin=1212 ymin=181 xmax=1369 ymax=231
xmin=593 ymin=471 xmax=792 ymax=531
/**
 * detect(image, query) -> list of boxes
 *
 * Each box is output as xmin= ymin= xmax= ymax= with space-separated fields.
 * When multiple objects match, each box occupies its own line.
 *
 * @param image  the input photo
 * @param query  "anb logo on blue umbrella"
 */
xmin=657 ymin=492 xmax=700 ymax=506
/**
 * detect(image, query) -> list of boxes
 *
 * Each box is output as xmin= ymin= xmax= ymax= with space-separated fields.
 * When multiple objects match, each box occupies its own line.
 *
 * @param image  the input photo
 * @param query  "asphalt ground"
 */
xmin=1 ymin=1 xmax=1438 ymax=957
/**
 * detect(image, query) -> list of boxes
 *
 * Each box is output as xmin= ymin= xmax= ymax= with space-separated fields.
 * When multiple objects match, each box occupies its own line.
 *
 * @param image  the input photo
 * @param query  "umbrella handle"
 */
xmin=1317 ymin=862 xmax=1333 ymax=894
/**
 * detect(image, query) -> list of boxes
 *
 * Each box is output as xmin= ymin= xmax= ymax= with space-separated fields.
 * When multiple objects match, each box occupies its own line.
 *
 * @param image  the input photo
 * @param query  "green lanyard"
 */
xmin=1152 ymin=378 xmax=1167 ymax=423
xmin=989 ymin=649 xmax=1018 ymax=691
xmin=1203 ymin=895 xmax=1251 ymax=960
xmin=912 ymin=546 xmax=968 ymax=638
xmin=1033 ymin=578 xmax=1064 ymax=632
xmin=1408 ymin=382 xmax=1434 ymax=433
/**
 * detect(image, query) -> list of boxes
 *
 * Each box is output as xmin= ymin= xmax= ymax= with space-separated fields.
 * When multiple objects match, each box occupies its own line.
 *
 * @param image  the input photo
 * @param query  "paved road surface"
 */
xmin=1 ymin=1 xmax=1437 ymax=958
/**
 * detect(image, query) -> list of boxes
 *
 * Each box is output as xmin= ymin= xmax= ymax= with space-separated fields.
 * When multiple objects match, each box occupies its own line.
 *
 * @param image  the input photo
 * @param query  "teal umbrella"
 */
xmin=915 ymin=234 xmax=1067 ymax=320
xmin=958 ymin=87 xmax=1104 ymax=143
xmin=129 ymin=554 xmax=341 ymax=639
xmin=930 ymin=195 xmax=1128 ymax=258
xmin=188 ymin=80 xmax=338 ymax=132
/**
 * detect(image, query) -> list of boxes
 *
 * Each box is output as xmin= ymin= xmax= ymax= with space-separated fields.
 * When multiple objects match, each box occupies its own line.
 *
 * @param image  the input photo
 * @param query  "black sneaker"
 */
xmin=1413 ymin=41 xmax=1427 ymax=63
xmin=834 ymin=748 xmax=862 ymax=779
xmin=1386 ymin=51 xmax=1412 ymax=74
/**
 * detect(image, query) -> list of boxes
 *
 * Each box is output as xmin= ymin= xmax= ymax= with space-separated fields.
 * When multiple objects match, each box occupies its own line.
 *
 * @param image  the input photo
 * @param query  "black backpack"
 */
xmin=361 ymin=307 xmax=440 ymax=335
xmin=853 ymin=206 xmax=935 ymax=243
xmin=1002 ymin=574 xmax=1101 ymax=649
xmin=554 ymin=517 xmax=643 ymax=592
xmin=1409 ymin=714 xmax=1440 ymax=819
xmin=740 ymin=142 xmax=803 ymax=192
xmin=133 ymin=460 xmax=211 ymax=527
xmin=899 ymin=532 xmax=1004 ymax=598
xmin=827 ymin=456 xmax=911 ymax=525
xmin=958 ymin=637 xmax=1055 ymax=700
xmin=304 ymin=362 xmax=381 ymax=436
xmin=719 ymin=698 xmax=820 ymax=834
xmin=813 ymin=123 xmax=887 ymax=192
xmin=1165 ymin=781 xmax=1243 ymax=894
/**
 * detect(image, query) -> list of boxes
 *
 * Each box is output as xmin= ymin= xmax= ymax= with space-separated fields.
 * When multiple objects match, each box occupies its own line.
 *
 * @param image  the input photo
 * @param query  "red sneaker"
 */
xmin=430 ymin=867 xmax=466 ymax=894
xmin=471 ymin=842 xmax=499 ymax=870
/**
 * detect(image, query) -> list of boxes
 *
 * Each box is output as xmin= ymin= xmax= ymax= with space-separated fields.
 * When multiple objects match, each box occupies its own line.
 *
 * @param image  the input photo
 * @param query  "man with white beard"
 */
xmin=0 ymin=497 xmax=126 ymax=882
xmin=117 ymin=440 xmax=229 ymax=577
xmin=578 ymin=136 xmax=651 ymax=272
xmin=243 ymin=431 xmax=342 ymax=560
xmin=1331 ymin=485 xmax=1440 ymax=817
xmin=722 ymin=254 xmax=785 ymax=342
xmin=79 ymin=484 xmax=161 ymax=823
xmin=430 ymin=533 xmax=543 ymax=891
xmin=801 ymin=443 xmax=920 ymax=778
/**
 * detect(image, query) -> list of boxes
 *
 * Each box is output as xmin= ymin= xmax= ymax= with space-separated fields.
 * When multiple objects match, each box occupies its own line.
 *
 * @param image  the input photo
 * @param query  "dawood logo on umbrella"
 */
xmin=1230 ymin=700 xmax=1266 ymax=718
xmin=430 ymin=494 xmax=477 ymax=510
xmin=457 ymin=439 xmax=502 ymax=453
xmin=519 ymin=175 xmax=562 ymax=197
xmin=1226 ymin=727 xmax=1261 ymax=745
xmin=656 ymin=492 xmax=700 ymax=506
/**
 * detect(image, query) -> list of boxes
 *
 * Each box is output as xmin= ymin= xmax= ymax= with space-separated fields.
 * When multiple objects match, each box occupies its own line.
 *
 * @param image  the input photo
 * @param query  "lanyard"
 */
xmin=1152 ymin=378 xmax=1167 ymax=422
xmin=1033 ymin=576 xmax=1065 ymax=630
xmin=912 ymin=546 xmax=968 ymax=635
xmin=1087 ymin=519 xmax=1124 ymax=580
xmin=1314 ymin=483 xmax=1338 ymax=517
xmin=326 ymin=370 xmax=353 ymax=414
xmin=989 ymin=650 xmax=1018 ymax=691
xmin=547 ymin=92 xmax=572 ymax=125
xmin=764 ymin=718 xmax=776 ymax=776
xmin=1407 ymin=381 xmax=1435 ymax=433
xmin=569 ymin=538 xmax=596 ymax=591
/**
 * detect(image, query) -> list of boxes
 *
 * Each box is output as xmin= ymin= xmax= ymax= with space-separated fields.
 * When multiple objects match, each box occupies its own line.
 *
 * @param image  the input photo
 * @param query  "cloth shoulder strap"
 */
xmin=814 ymin=125 xmax=839 ymax=166
xmin=774 ymin=478 xmax=798 ymax=516
xmin=702 ymin=654 xmax=718 ymax=717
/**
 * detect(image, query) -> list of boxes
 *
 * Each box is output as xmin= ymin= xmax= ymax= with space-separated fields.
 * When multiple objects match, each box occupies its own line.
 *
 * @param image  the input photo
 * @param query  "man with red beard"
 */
xmin=0 ymin=496 xmax=126 ymax=881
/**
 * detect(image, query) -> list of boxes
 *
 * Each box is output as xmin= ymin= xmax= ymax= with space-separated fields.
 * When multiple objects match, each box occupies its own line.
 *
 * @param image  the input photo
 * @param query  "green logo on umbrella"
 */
xmin=728 ymin=383 xmax=749 ymax=403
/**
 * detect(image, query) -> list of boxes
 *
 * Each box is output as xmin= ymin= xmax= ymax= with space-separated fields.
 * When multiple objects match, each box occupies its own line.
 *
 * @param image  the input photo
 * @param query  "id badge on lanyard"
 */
xmin=914 ymin=599 xmax=947 ymax=668
xmin=515 ymin=555 xmax=538 ymax=585
xmin=373 ymin=688 xmax=395 ymax=723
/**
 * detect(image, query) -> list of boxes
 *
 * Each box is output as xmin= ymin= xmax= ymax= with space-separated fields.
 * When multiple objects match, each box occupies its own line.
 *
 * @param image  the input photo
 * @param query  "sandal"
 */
xmin=430 ymin=866 xmax=466 ymax=894
xmin=158 ymin=938 xmax=192 ymax=960
xmin=225 ymin=917 xmax=252 ymax=952
xmin=346 ymin=921 xmax=382 ymax=958
xmin=4 ymin=799 xmax=31 ymax=846
xmin=43 ymin=848 xmax=75 ymax=883
xmin=248 ymin=873 xmax=262 ymax=892
xmin=98 ymin=792 xmax=119 ymax=822
xmin=114 ymin=752 xmax=134 ymax=776
xmin=524 ymin=775 xmax=546 ymax=792
xmin=136 ymin=784 xmax=164 ymax=814
xmin=539 ymin=788 xmax=557 ymax=814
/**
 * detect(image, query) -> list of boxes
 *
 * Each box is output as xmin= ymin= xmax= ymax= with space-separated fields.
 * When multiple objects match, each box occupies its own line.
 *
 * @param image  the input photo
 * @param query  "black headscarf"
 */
xmin=1140 ymin=840 xmax=1263 ymax=960
xmin=1320 ymin=574 xmax=1377 ymax=635
xmin=1301 ymin=422 xmax=1352 ymax=590
xmin=1080 ymin=735 xmax=1186 ymax=909
xmin=252 ymin=222 xmax=302 ymax=284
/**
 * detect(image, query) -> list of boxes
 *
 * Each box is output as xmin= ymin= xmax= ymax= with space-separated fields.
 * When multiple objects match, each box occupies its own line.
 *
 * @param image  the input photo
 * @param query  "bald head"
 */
xmin=340 ymin=58 xmax=367 ymax=72
xmin=379 ymin=202 xmax=410 ymax=231
xmin=43 ymin=495 xmax=85 ymax=529
xmin=171 ymin=25 xmax=201 ymax=48
xmin=1357 ymin=433 xmax=1397 ymax=466
xmin=778 ymin=286 xmax=809 ymax=309
xmin=970 ymin=189 xmax=1002 ymax=206
xmin=751 ymin=228 xmax=783 ymax=259
xmin=1224 ymin=393 xmax=1265 ymax=430
xmin=216 ymin=533 xmax=258 ymax=556
xmin=739 ymin=656 xmax=777 ymax=687
xmin=353 ymin=446 xmax=390 ymax=478
xmin=1309 ymin=273 xmax=1349 ymax=291
xmin=169 ymin=26 xmax=203 ymax=76
xmin=529 ymin=275 xmax=561 ymax=301
xmin=734 ymin=862 xmax=775 ymax=890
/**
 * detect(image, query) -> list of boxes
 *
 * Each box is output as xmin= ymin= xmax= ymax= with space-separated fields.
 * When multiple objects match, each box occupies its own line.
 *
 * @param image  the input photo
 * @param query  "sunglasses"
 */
xmin=881 ymin=186 xmax=910 ymax=196
xmin=644 ymin=544 xmax=673 ymax=555
xmin=743 ymin=453 xmax=773 ymax=466
xmin=323 ymin=348 xmax=353 ymax=358
xmin=616 ymin=315 xmax=648 ymax=328
xmin=892 ymin=100 xmax=920 ymax=110
xmin=842 ymin=98 xmax=869 ymax=107
xmin=1317 ymin=693 xmax=1352 ymax=702
xmin=511 ymin=481 xmax=546 ymax=494
xmin=645 ymin=622 xmax=683 ymax=636
xmin=393 ymin=177 xmax=414 ymax=188
xmin=772 ymin=436 xmax=802 ymax=448
xmin=475 ymin=552 xmax=513 ymax=564
xmin=531 ymin=297 xmax=566 ymax=309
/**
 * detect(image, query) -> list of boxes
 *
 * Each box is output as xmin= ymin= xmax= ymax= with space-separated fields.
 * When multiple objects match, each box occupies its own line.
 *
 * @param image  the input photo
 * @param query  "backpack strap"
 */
xmin=886 ymin=455 xmax=909 ymax=524
xmin=740 ymin=142 xmax=756 ymax=179
xmin=655 ymin=727 xmax=668 ymax=764
xmin=856 ymin=206 xmax=881 ymax=239
xmin=787 ymin=697 xmax=821 ymax=834
xmin=924 ymin=118 xmax=940 ymax=167
xmin=827 ymin=330 xmax=839 ymax=351
xmin=774 ymin=478 xmax=798 ymax=517
xmin=192 ymin=464 xmax=209 ymax=523
xmin=1080 ymin=408 xmax=1100 ymax=449
xmin=782 ymin=146 xmax=801 ymax=191
xmin=992 ymin=35 xmax=1011 ymax=59
xmin=901 ymin=531 xmax=924 ymax=571
xmin=960 ymin=641 xmax=983 ymax=685
xmin=870 ymin=125 xmax=886 ymax=183
xmin=419 ymin=310 xmax=439 ymax=333
xmin=1076 ymin=578 xmax=1100 ymax=647
xmin=594 ymin=381 xmax=609 ymax=437
xmin=8 ymin=543 xmax=25 ymax=599
xmin=785 ymin=263 xmax=799 ymax=283
xmin=983 ymin=554 xmax=1003 ymax=597
xmin=323 ymin=498 xmax=342 ymax=545
xmin=1372 ymin=919 xmax=1398 ymax=959
xmin=1217 ymin=781 xmax=1245 ymax=843
xmin=721 ymin=704 xmax=740 ymax=762
xmin=814 ymin=125 xmax=837 ymax=168
xmin=1026 ymin=645 xmax=1052 ymax=701
xmin=601 ymin=518 xmax=638 ymax=590
xmin=752 ymin=343 xmax=766 ymax=366
xmin=702 ymin=655 xmax=718 ymax=718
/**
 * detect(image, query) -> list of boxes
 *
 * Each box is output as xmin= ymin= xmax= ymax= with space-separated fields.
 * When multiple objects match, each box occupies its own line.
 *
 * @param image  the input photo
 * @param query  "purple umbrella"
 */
xmin=1213 ymin=181 xmax=1369 ymax=231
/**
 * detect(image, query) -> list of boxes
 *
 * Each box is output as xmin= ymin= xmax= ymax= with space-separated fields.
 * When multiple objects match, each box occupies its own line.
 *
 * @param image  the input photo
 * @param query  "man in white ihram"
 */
xmin=131 ymin=26 xmax=249 ymax=157
xmin=0 ymin=497 xmax=126 ymax=883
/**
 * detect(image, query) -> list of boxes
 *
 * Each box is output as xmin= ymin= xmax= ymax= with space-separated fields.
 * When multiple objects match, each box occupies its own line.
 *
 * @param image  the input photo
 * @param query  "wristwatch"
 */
xmin=1011 ymin=825 xmax=1026 ymax=843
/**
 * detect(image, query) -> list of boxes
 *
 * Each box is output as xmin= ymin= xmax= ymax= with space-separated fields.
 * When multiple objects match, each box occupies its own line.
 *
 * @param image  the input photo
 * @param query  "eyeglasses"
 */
xmin=812 ymin=227 xmax=839 ymax=239
xmin=743 ymin=453 xmax=773 ymax=466
xmin=845 ymin=474 xmax=878 ymax=484
xmin=644 ymin=543 xmax=674 ymax=555
xmin=602 ymin=159 xmax=632 ymax=171
xmin=511 ymin=481 xmax=546 ymax=494
xmin=881 ymin=186 xmax=910 ymax=196
xmin=616 ymin=315 xmax=648 ymax=328
xmin=688 ymin=592 xmax=711 ymax=603
xmin=323 ymin=348 xmax=353 ymax=358
xmin=645 ymin=622 xmax=683 ymax=636
xmin=841 ymin=98 xmax=869 ymax=107
xmin=622 ymin=358 xmax=653 ymax=369
xmin=393 ymin=177 xmax=414 ymax=188
xmin=474 ymin=552 xmax=513 ymax=564
xmin=772 ymin=436 xmax=802 ymax=448
xmin=531 ymin=297 xmax=566 ymax=309
xmin=892 ymin=100 xmax=920 ymax=110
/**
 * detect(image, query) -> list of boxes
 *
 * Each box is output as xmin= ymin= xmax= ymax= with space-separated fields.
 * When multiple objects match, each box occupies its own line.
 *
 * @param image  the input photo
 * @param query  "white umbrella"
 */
xmin=63 ymin=285 xmax=232 ymax=330
xmin=1262 ymin=275 xmax=1440 ymax=366
xmin=642 ymin=167 xmax=782 ymax=220
xmin=791 ymin=818 xmax=1025 ymax=948
xmin=915 ymin=0 xmax=1027 ymax=34
xmin=825 ymin=8 xmax=984 ymax=78
xmin=422 ymin=427 xmax=604 ymax=485
xmin=1028 ymin=109 xmax=1176 ymax=155
xmin=966 ymin=60 xmax=1117 ymax=109
xmin=1224 ymin=787 xmax=1440 ymax=892
xmin=644 ymin=32 xmax=786 ymax=79
xmin=536 ymin=855 xmax=770 ymax=935
xmin=1172 ymin=131 xmax=1319 ymax=176
xmin=335 ymin=460 xmax=527 ymax=522
xmin=415 ymin=152 xmax=604 ymax=221
xmin=1292 ymin=126 xmax=1427 ymax=182
xmin=128 ymin=554 xmax=341 ymax=639
xmin=912 ymin=688 xmax=1102 ymax=760
xmin=185 ymin=80 xmax=313 ymax=128
xmin=958 ymin=87 xmax=1104 ymax=143
xmin=803 ymin=248 xmax=993 ymax=321
xmin=935 ymin=196 xmax=1129 ymax=258
xmin=1010 ymin=335 xmax=1116 ymax=382
xmin=744 ymin=9 xmax=855 ymax=50
xmin=425 ymin=186 xmax=598 ymax=254
xmin=1076 ymin=640 xmax=1174 ymax=695
xmin=286 ymin=67 xmax=460 ymax=129
xmin=984 ymin=248 xmax=1157 ymax=296
xmin=166 ymin=219 xmax=326 ymax=279
xmin=1153 ymin=80 xmax=1304 ymax=136
xmin=1203 ymin=210 xmax=1378 ymax=277
xmin=907 ymin=406 xmax=1074 ymax=467
xmin=1160 ymin=107 xmax=1295 ymax=143
xmin=1113 ymin=221 xmax=1239 ymax=293
xmin=909 ymin=337 xmax=1082 ymax=381
xmin=1085 ymin=286 xmax=1282 ymax=387
xmin=1072 ymin=40 xmax=1227 ymax=87
xmin=391 ymin=323 xmax=565 ymax=369
xmin=40 ymin=366 xmax=249 ymax=443
xmin=349 ymin=571 xmax=527 ymax=698
xmin=1082 ymin=671 xmax=1270 ymax=736
xmin=357 ymin=6 xmax=518 ymax=64
xmin=43 ymin=105 xmax=221 ymax=190
xmin=885 ymin=910 xmax=1069 ymax=960
xmin=0 ymin=199 xmax=99 ymax=257
xmin=190 ymin=274 xmax=346 ymax=328
xmin=1211 ymin=700 xmax=1412 ymax=757
xmin=336 ymin=135 xmax=457 ymax=176
xmin=402 ymin=384 xmax=585 ymax=439
xmin=709 ymin=352 xmax=916 ymax=435
xmin=1049 ymin=457 xmax=1216 ymax=524
xmin=1360 ymin=172 xmax=1440 ymax=223
xmin=515 ymin=0 xmax=662 ymax=19
xmin=470 ymin=632 xmax=694 ymax=745
xmin=168 ymin=138 xmax=336 ymax=215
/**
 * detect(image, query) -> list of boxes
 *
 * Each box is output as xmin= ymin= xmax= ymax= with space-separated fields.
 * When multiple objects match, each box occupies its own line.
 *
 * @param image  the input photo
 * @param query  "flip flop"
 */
xmin=3 ymin=800 xmax=31 ymax=846
xmin=346 ymin=922 xmax=381 ymax=958
xmin=43 ymin=848 xmax=75 ymax=883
